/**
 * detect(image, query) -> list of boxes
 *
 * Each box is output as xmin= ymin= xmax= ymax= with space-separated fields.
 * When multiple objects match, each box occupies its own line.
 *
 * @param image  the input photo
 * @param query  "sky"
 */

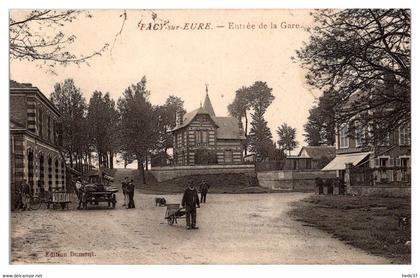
xmin=10 ymin=9 xmax=322 ymax=154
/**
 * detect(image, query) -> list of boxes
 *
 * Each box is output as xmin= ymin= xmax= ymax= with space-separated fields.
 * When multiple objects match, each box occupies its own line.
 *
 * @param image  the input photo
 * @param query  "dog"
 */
xmin=398 ymin=216 xmax=410 ymax=230
xmin=155 ymin=197 xmax=167 ymax=207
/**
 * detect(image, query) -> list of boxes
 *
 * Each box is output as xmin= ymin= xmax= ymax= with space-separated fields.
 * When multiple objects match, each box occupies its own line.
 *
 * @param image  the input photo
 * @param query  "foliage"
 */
xmin=50 ymin=79 xmax=88 ymax=168
xmin=194 ymin=148 xmax=218 ymax=165
xmin=157 ymin=96 xmax=186 ymax=152
xmin=117 ymin=76 xmax=161 ymax=183
xmin=248 ymin=106 xmax=274 ymax=160
xmin=304 ymin=91 xmax=336 ymax=146
xmin=295 ymin=9 xmax=410 ymax=142
xmin=277 ymin=123 xmax=298 ymax=155
xmin=86 ymin=91 xmax=119 ymax=167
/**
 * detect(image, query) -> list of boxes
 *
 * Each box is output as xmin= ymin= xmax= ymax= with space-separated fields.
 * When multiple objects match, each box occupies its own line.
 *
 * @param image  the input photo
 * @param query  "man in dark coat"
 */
xmin=126 ymin=179 xmax=135 ymax=209
xmin=199 ymin=179 xmax=210 ymax=203
xmin=121 ymin=177 xmax=129 ymax=207
xmin=182 ymin=180 xmax=200 ymax=229
xmin=21 ymin=179 xmax=31 ymax=211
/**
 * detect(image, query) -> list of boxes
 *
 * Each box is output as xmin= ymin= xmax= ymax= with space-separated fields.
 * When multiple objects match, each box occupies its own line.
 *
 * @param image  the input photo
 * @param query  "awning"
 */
xmin=322 ymin=152 xmax=370 ymax=171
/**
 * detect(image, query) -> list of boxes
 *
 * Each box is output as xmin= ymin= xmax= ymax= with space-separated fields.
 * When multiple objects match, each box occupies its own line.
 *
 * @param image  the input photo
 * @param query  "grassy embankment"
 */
xmin=130 ymin=171 xmax=269 ymax=194
xmin=289 ymin=195 xmax=411 ymax=264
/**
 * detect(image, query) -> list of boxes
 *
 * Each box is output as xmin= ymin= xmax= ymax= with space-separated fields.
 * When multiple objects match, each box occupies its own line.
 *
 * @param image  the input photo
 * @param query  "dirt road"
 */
xmin=11 ymin=169 xmax=390 ymax=264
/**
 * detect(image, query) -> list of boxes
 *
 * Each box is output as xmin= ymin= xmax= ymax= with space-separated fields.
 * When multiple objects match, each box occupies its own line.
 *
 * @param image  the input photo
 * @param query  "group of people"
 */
xmin=315 ymin=177 xmax=345 ymax=195
xmin=121 ymin=177 xmax=136 ymax=209
xmin=181 ymin=179 xmax=210 ymax=230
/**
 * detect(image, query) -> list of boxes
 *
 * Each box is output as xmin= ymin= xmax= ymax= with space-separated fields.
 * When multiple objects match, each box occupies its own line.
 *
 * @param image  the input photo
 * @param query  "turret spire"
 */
xmin=202 ymin=83 xmax=216 ymax=116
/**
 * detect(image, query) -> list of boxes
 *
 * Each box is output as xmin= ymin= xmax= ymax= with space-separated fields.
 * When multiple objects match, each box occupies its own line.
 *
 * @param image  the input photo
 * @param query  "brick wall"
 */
xmin=10 ymin=95 xmax=27 ymax=127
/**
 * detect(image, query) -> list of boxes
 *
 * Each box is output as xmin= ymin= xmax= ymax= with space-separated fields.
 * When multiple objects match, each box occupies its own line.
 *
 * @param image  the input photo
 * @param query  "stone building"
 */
xmin=171 ymin=87 xmax=246 ymax=165
xmin=10 ymin=81 xmax=66 ymax=207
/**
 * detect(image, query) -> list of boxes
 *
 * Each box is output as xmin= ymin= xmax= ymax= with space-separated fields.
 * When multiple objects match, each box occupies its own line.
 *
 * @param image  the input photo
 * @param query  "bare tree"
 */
xmin=295 ymin=9 xmax=410 ymax=142
xmin=9 ymin=10 xmax=108 ymax=71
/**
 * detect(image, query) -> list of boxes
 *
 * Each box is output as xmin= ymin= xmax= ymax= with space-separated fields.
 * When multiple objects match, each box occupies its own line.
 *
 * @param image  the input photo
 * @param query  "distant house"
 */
xmin=171 ymin=86 xmax=246 ymax=165
xmin=284 ymin=146 xmax=336 ymax=170
xmin=10 ymin=81 xmax=66 ymax=208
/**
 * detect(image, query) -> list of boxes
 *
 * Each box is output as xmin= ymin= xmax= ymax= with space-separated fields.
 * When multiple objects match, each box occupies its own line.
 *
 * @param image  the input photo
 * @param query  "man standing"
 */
xmin=21 ymin=179 xmax=31 ymax=211
xmin=199 ymin=179 xmax=210 ymax=203
xmin=126 ymin=179 xmax=135 ymax=209
xmin=121 ymin=177 xmax=129 ymax=207
xmin=182 ymin=180 xmax=200 ymax=230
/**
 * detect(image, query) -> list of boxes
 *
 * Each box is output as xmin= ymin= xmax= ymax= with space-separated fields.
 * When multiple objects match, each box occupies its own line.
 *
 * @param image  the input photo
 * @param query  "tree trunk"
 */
xmin=137 ymin=157 xmax=146 ymax=185
xmin=109 ymin=151 xmax=114 ymax=169
xmin=145 ymin=153 xmax=149 ymax=171
xmin=244 ymin=112 xmax=248 ymax=156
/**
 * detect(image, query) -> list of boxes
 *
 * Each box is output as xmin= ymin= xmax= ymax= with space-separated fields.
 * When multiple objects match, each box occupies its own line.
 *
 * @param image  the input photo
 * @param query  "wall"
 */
xmin=257 ymin=170 xmax=336 ymax=191
xmin=151 ymin=164 xmax=255 ymax=182
xmin=10 ymin=95 xmax=27 ymax=126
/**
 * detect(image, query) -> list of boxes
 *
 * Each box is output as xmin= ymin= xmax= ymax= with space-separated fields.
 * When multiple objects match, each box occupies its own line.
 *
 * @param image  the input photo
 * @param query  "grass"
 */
xmin=129 ymin=171 xmax=269 ymax=194
xmin=289 ymin=195 xmax=411 ymax=264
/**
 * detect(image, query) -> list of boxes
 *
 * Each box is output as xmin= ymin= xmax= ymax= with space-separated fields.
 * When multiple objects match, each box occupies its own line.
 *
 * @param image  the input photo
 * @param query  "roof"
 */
xmin=298 ymin=146 xmax=336 ymax=160
xmin=203 ymin=92 xmax=216 ymax=116
xmin=171 ymin=92 xmax=245 ymax=140
xmin=322 ymin=152 xmax=370 ymax=171
xmin=213 ymin=117 xmax=246 ymax=140
xmin=172 ymin=107 xmax=218 ymax=131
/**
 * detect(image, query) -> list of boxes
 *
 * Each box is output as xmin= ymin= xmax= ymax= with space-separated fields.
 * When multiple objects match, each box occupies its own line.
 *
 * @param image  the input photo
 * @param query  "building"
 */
xmin=10 ymin=81 xmax=66 ymax=207
xmin=284 ymin=146 xmax=336 ymax=170
xmin=171 ymin=86 xmax=246 ymax=165
xmin=322 ymin=93 xmax=411 ymax=195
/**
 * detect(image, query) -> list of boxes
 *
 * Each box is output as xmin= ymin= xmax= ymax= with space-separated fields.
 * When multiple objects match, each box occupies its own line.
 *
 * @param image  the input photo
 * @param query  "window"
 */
xmin=202 ymin=130 xmax=208 ymax=144
xmin=354 ymin=121 xmax=365 ymax=147
xmin=195 ymin=130 xmax=209 ymax=146
xmin=399 ymin=124 xmax=411 ymax=146
xmin=224 ymin=150 xmax=233 ymax=163
xmin=339 ymin=124 xmax=349 ymax=148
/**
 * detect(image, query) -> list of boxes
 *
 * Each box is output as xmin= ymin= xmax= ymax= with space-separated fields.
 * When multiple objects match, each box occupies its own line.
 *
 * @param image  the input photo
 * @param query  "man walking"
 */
xmin=126 ymin=179 xmax=135 ymax=209
xmin=121 ymin=177 xmax=129 ymax=207
xmin=199 ymin=179 xmax=210 ymax=203
xmin=182 ymin=180 xmax=200 ymax=230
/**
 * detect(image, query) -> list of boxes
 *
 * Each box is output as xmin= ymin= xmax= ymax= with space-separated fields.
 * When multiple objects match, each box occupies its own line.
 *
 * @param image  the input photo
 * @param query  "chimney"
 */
xmin=176 ymin=110 xmax=184 ymax=126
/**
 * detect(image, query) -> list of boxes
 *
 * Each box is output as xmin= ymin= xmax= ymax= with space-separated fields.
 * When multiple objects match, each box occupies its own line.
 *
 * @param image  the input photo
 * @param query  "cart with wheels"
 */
xmin=164 ymin=204 xmax=186 ymax=225
xmin=81 ymin=187 xmax=118 ymax=209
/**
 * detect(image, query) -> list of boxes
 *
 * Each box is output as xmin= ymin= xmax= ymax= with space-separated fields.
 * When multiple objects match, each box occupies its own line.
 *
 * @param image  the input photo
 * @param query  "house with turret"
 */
xmin=171 ymin=86 xmax=246 ymax=165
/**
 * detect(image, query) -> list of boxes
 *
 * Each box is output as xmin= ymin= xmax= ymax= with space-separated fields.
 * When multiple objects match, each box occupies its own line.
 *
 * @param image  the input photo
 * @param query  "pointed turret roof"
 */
xmin=203 ymin=84 xmax=216 ymax=116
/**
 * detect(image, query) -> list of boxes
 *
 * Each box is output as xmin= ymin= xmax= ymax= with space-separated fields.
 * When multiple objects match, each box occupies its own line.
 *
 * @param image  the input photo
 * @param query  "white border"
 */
xmin=1 ymin=0 xmax=418 ymax=277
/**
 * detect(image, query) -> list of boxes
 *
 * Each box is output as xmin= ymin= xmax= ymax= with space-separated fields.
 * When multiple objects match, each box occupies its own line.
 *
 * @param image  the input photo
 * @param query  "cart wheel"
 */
xmin=168 ymin=216 xmax=175 ymax=225
xmin=29 ymin=197 xmax=42 ymax=210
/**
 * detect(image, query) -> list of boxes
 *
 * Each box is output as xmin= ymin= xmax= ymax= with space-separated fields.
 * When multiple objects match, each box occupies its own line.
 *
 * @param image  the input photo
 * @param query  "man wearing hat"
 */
xmin=199 ymin=179 xmax=210 ymax=203
xmin=181 ymin=180 xmax=200 ymax=230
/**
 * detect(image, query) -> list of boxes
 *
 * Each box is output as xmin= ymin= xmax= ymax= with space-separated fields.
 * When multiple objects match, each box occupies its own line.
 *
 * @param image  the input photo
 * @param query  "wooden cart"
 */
xmin=81 ymin=187 xmax=118 ymax=209
xmin=164 ymin=204 xmax=186 ymax=225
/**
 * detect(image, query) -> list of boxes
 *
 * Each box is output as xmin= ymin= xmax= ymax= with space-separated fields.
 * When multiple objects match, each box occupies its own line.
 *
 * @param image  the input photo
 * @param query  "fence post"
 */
xmin=344 ymin=163 xmax=353 ymax=193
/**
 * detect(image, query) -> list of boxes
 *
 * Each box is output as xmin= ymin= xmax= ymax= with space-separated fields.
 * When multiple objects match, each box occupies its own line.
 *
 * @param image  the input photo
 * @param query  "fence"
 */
xmin=350 ymin=166 xmax=411 ymax=187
